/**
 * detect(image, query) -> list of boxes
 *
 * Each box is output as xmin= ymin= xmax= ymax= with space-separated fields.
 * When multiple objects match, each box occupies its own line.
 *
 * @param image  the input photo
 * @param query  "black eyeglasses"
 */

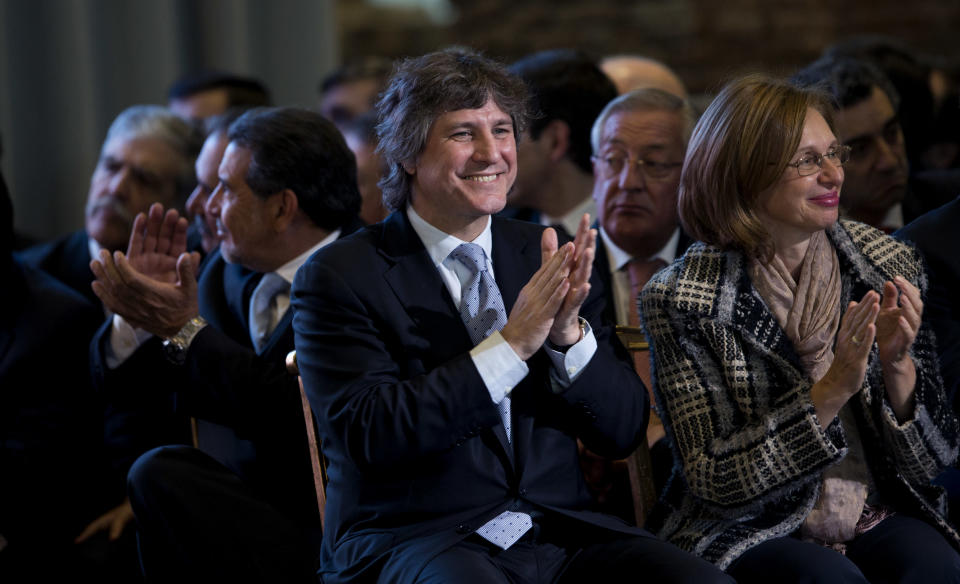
xmin=786 ymin=145 xmax=852 ymax=177
xmin=591 ymin=155 xmax=683 ymax=180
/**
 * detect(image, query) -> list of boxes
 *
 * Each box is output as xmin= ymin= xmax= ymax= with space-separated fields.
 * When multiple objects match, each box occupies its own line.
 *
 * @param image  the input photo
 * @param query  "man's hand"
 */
xmin=500 ymin=233 xmax=573 ymax=360
xmin=75 ymin=498 xmax=135 ymax=543
xmin=91 ymin=204 xmax=201 ymax=338
xmin=126 ymin=202 xmax=200 ymax=284
xmin=548 ymin=213 xmax=596 ymax=346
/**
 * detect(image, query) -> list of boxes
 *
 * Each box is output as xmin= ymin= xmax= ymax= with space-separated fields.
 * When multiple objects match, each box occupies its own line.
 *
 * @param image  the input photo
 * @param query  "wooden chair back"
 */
xmin=614 ymin=324 xmax=658 ymax=528
xmin=286 ymin=350 xmax=328 ymax=530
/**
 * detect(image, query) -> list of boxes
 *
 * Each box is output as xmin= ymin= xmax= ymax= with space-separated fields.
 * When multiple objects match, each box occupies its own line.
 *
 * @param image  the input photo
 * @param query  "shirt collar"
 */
xmin=540 ymin=196 xmax=598 ymax=236
xmin=599 ymin=226 xmax=680 ymax=272
xmin=274 ymin=229 xmax=340 ymax=284
xmin=407 ymin=205 xmax=493 ymax=268
xmin=88 ymin=235 xmax=103 ymax=263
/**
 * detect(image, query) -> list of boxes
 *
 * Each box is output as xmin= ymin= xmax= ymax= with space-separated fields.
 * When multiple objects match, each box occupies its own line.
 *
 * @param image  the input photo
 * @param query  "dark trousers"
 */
xmin=127 ymin=445 xmax=317 ymax=583
xmin=415 ymin=517 xmax=734 ymax=584
xmin=727 ymin=514 xmax=960 ymax=584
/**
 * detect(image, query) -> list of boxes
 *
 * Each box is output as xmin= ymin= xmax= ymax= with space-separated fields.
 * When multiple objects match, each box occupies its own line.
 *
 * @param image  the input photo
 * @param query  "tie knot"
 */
xmin=449 ymin=242 xmax=487 ymax=275
xmin=254 ymin=272 xmax=289 ymax=311
xmin=625 ymin=258 xmax=666 ymax=294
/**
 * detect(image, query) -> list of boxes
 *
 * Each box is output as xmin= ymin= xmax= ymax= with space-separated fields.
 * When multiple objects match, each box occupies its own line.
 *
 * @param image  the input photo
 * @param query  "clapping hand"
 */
xmin=90 ymin=203 xmax=201 ymax=338
xmin=876 ymin=277 xmax=922 ymax=366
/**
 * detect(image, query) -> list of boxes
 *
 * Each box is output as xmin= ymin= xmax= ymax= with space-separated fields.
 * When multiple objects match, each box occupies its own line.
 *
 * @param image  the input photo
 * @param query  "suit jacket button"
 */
xmin=455 ymin=523 xmax=472 ymax=534
xmin=519 ymin=488 xmax=528 ymax=496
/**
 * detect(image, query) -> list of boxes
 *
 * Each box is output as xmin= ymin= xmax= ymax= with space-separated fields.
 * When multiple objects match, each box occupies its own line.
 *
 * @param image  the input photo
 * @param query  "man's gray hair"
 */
xmin=102 ymin=105 xmax=203 ymax=204
xmin=590 ymin=88 xmax=697 ymax=154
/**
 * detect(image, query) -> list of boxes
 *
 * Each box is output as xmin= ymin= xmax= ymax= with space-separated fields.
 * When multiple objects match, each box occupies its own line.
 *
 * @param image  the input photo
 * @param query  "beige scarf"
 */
xmin=749 ymin=230 xmax=871 ymax=545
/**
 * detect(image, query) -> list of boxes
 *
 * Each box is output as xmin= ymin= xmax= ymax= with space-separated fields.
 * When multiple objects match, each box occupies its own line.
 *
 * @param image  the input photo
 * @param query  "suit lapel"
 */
xmin=197 ymin=251 xmax=260 ymax=347
xmin=380 ymin=211 xmax=474 ymax=355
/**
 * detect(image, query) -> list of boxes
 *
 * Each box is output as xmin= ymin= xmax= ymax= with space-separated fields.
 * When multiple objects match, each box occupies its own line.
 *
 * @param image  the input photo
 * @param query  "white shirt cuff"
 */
xmin=545 ymin=319 xmax=597 ymax=391
xmin=470 ymin=330 xmax=529 ymax=404
xmin=105 ymin=314 xmax=155 ymax=369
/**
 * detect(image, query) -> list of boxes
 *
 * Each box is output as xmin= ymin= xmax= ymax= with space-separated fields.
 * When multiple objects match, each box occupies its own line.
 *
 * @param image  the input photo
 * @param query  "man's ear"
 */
xmin=272 ymin=189 xmax=299 ymax=232
xmin=542 ymin=119 xmax=572 ymax=163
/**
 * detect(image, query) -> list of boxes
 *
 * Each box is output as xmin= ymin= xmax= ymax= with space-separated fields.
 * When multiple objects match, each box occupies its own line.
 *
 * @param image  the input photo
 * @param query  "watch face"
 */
xmin=162 ymin=337 xmax=187 ymax=365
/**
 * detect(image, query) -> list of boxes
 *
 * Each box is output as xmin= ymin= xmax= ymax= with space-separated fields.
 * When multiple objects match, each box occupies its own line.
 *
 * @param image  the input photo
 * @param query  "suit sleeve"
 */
xmin=177 ymin=325 xmax=304 ymax=440
xmin=292 ymin=251 xmax=647 ymax=472
xmin=292 ymin=257 xmax=502 ymax=471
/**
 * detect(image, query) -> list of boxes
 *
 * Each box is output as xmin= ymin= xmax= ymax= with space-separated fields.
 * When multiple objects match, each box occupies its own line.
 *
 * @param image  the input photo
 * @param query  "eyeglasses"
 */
xmin=786 ymin=145 xmax=852 ymax=177
xmin=592 ymin=155 xmax=683 ymax=180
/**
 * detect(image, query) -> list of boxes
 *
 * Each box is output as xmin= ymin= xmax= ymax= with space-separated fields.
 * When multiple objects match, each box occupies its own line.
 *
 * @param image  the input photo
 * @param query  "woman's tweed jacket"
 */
xmin=640 ymin=220 xmax=960 ymax=569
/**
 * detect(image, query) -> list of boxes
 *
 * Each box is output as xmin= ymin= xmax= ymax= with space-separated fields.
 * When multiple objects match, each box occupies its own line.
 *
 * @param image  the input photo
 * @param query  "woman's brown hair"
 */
xmin=678 ymin=74 xmax=835 ymax=261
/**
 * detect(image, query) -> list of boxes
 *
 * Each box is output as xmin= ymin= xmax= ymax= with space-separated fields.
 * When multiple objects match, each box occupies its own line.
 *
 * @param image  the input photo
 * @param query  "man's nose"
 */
xmin=205 ymin=184 xmax=223 ymax=217
xmin=619 ymin=160 xmax=647 ymax=191
xmin=186 ymin=186 xmax=207 ymax=219
xmin=472 ymin=132 xmax=502 ymax=165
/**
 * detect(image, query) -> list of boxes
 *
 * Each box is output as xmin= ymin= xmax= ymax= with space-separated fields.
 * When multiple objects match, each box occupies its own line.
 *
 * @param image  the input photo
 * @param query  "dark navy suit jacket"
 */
xmin=291 ymin=211 xmax=650 ymax=583
xmin=91 ymin=241 xmax=354 ymax=524
xmin=17 ymin=229 xmax=99 ymax=306
xmin=896 ymin=197 xmax=960 ymax=410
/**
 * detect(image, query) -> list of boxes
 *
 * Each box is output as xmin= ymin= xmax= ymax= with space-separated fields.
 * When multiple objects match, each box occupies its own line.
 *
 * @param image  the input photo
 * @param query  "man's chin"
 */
xmin=86 ymin=219 xmax=131 ymax=252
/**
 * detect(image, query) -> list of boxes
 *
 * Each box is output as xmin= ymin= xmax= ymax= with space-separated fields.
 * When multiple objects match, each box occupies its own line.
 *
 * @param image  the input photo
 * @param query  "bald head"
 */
xmin=600 ymin=55 xmax=687 ymax=99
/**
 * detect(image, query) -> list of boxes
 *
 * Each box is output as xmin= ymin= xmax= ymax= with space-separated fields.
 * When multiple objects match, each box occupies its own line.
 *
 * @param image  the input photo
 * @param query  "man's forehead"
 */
xmin=433 ymin=101 xmax=512 ymax=127
xmin=600 ymin=109 xmax=682 ymax=148
xmin=835 ymin=86 xmax=897 ymax=138
xmin=102 ymin=135 xmax=181 ymax=170
xmin=219 ymin=142 xmax=252 ymax=177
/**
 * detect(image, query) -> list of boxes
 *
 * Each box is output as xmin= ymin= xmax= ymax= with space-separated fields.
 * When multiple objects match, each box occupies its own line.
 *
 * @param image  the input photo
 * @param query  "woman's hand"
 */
xmin=810 ymin=290 xmax=879 ymax=424
xmin=876 ymin=277 xmax=922 ymax=365
xmin=877 ymin=277 xmax=921 ymax=421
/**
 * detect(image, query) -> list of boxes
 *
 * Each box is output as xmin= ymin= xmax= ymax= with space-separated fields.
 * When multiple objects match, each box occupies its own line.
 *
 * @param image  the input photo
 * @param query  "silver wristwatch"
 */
xmin=162 ymin=316 xmax=208 ymax=364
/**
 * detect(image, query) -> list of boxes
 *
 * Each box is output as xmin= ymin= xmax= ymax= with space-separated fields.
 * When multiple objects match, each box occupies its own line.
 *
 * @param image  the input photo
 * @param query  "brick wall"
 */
xmin=334 ymin=0 xmax=960 ymax=96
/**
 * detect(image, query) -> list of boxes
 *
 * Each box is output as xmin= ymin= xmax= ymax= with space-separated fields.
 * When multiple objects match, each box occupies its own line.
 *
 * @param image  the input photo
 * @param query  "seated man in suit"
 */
xmin=89 ymin=107 xmax=362 ymax=582
xmin=0 ymin=170 xmax=132 ymax=582
xmin=291 ymin=47 xmax=731 ymax=584
xmin=15 ymin=105 xmax=201 ymax=567
xmin=588 ymin=88 xmax=698 ymax=515
xmin=19 ymin=105 xmax=202 ymax=307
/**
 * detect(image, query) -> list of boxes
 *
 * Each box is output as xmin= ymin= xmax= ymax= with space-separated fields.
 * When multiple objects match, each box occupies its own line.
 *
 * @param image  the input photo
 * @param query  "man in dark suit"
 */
xmin=90 ymin=107 xmax=362 ymax=582
xmin=18 ymin=105 xmax=201 ymax=307
xmin=11 ymin=106 xmax=201 ymax=575
xmin=586 ymin=88 xmax=696 ymax=518
xmin=0 ymin=170 xmax=137 ymax=581
xmin=291 ymin=47 xmax=731 ymax=584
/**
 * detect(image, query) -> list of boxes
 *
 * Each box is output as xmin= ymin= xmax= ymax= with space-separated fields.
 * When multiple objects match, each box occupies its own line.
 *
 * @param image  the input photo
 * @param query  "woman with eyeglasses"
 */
xmin=639 ymin=74 xmax=960 ymax=583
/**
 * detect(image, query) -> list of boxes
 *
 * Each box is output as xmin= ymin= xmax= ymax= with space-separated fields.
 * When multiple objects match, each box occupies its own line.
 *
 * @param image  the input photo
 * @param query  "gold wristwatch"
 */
xmin=162 ymin=316 xmax=208 ymax=364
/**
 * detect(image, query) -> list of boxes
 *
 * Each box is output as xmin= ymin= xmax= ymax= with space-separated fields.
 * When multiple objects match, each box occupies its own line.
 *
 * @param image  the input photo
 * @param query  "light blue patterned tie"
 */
xmin=449 ymin=242 xmax=532 ymax=549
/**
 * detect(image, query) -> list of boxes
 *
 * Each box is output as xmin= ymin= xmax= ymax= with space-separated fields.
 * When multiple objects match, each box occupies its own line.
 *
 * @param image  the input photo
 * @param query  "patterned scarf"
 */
xmin=749 ymin=229 xmax=877 ymax=547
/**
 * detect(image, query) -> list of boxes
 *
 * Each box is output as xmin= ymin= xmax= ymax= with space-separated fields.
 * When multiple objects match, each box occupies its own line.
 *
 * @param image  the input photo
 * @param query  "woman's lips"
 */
xmin=809 ymin=191 xmax=839 ymax=207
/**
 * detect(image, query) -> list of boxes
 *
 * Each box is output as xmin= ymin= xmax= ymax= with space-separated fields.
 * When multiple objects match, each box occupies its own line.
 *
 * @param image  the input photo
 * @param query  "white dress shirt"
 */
xmin=407 ymin=206 xmax=597 ymax=404
xmin=598 ymin=226 xmax=680 ymax=326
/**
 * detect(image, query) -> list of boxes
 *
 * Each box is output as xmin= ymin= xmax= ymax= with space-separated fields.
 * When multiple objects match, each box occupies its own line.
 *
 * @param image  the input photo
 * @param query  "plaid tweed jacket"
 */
xmin=640 ymin=219 xmax=960 ymax=569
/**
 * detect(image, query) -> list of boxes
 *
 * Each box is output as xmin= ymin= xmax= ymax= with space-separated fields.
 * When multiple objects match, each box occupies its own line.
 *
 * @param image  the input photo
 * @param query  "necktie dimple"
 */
xmin=249 ymin=272 xmax=289 ymax=352
xmin=448 ymin=242 xmax=531 ymax=549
